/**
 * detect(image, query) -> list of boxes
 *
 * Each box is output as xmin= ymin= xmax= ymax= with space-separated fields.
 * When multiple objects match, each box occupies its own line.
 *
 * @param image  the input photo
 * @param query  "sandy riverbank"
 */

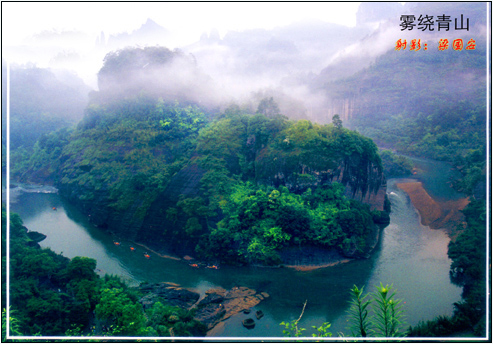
xmin=396 ymin=181 xmax=469 ymax=234
xmin=284 ymin=259 xmax=353 ymax=271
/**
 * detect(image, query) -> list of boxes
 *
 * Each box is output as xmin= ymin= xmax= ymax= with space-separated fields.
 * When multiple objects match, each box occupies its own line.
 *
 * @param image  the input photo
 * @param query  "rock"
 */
xmin=194 ymin=303 xmax=226 ymax=329
xmin=205 ymin=287 xmax=227 ymax=296
xmin=138 ymin=281 xmax=269 ymax=333
xmin=138 ymin=282 xmax=200 ymax=310
xmin=242 ymin=318 xmax=255 ymax=329
xmin=197 ymin=293 xmax=224 ymax=307
xmin=26 ymin=231 xmax=47 ymax=242
xmin=194 ymin=286 xmax=269 ymax=332
xmin=255 ymin=310 xmax=264 ymax=320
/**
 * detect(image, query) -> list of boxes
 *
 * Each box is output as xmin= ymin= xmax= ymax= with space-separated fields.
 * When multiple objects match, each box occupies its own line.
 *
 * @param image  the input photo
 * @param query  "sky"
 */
xmin=2 ymin=2 xmax=361 ymax=47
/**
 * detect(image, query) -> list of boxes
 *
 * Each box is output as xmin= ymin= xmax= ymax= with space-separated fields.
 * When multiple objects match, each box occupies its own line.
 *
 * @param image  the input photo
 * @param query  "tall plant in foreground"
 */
xmin=371 ymin=283 xmax=405 ymax=337
xmin=347 ymin=285 xmax=371 ymax=337
xmin=280 ymin=283 xmax=406 ymax=339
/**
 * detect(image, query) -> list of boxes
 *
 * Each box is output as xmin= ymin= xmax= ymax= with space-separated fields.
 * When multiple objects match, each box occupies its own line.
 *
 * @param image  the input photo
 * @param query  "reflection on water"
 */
xmin=9 ymin=174 xmax=462 ymax=337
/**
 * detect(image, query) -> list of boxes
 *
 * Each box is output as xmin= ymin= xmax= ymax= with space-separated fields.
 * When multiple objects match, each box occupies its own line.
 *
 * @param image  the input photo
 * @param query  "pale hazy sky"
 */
xmin=2 ymin=2 xmax=361 ymax=46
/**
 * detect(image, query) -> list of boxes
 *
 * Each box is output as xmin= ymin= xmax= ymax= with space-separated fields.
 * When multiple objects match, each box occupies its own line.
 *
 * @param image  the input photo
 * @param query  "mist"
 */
xmin=2 ymin=2 xmax=488 ymax=125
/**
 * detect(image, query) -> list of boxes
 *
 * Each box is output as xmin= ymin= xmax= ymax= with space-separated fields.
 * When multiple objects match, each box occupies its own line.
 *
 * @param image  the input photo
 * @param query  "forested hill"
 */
xmin=89 ymin=46 xmax=221 ymax=109
xmin=18 ymin=92 xmax=388 ymax=266
xmin=8 ymin=45 xmax=390 ymax=266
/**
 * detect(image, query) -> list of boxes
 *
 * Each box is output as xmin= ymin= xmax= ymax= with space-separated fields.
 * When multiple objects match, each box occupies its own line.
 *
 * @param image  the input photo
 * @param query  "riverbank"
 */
xmin=396 ymin=181 xmax=469 ymax=234
xmin=284 ymin=258 xmax=353 ymax=271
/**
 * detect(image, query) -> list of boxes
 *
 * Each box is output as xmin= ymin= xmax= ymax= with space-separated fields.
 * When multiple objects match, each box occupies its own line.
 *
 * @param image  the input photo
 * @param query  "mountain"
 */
xmin=106 ymin=18 xmax=171 ymax=49
xmin=2 ymin=64 xmax=91 ymax=150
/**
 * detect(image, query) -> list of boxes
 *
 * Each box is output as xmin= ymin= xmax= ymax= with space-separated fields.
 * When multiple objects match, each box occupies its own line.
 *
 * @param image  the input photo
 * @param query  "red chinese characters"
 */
xmin=453 ymin=39 xmax=463 ymax=51
xmin=395 ymin=39 xmax=407 ymax=50
xmin=465 ymin=38 xmax=476 ymax=50
xmin=438 ymin=38 xmax=449 ymax=51
xmin=395 ymin=38 xmax=476 ymax=52
xmin=410 ymin=39 xmax=421 ymax=51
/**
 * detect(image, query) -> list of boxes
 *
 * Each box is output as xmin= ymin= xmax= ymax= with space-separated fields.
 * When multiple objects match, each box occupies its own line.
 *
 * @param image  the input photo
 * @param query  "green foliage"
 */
xmin=448 ymin=200 xmax=486 ymax=289
xmin=332 ymin=114 xmax=343 ymax=129
xmin=201 ymin=181 xmax=377 ymax=265
xmin=281 ymin=284 xmax=406 ymax=339
xmin=57 ymin=97 xmax=207 ymax=216
xmin=11 ymin=127 xmax=73 ymax=182
xmin=95 ymin=287 xmax=147 ymax=336
xmin=146 ymin=301 xmax=205 ymax=337
xmin=280 ymin=319 xmax=306 ymax=337
xmin=344 ymin=284 xmax=406 ymax=338
xmin=347 ymin=285 xmax=371 ymax=337
xmin=379 ymin=149 xmax=413 ymax=177
xmin=371 ymin=283 xmax=405 ymax=337
xmin=256 ymin=97 xmax=281 ymax=118
xmin=2 ymin=308 xmax=23 ymax=341
xmin=280 ymin=301 xmax=332 ymax=338
xmin=351 ymin=100 xmax=485 ymax=195
xmin=18 ymin=98 xmax=386 ymax=268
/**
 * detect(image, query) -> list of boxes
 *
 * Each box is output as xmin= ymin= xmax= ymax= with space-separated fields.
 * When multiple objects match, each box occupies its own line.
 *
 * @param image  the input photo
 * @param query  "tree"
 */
xmin=95 ymin=288 xmax=146 ymax=336
xmin=257 ymin=97 xmax=281 ymax=118
xmin=332 ymin=114 xmax=343 ymax=129
xmin=65 ymin=257 xmax=98 ymax=282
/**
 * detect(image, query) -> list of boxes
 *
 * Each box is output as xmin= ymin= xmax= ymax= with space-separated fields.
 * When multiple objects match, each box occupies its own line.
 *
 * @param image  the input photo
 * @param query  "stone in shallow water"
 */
xmin=242 ymin=318 xmax=255 ymax=329
xmin=195 ymin=286 xmax=269 ymax=331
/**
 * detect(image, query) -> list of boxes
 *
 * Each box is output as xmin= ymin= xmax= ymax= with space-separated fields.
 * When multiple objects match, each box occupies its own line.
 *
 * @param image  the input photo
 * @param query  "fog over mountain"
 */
xmin=3 ymin=2 xmax=488 ymax=122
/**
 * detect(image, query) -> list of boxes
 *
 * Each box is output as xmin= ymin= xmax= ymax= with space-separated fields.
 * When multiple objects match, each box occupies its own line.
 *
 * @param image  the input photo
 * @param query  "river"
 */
xmin=8 ymin=160 xmax=463 ymax=338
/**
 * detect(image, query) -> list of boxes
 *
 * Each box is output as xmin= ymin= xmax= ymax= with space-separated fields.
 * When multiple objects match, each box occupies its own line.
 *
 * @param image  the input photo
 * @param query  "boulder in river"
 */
xmin=242 ymin=318 xmax=255 ymax=329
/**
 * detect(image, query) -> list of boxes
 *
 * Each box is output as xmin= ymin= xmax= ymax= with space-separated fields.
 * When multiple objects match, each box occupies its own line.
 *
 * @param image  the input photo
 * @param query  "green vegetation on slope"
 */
xmin=2 ymin=206 xmax=205 ymax=337
xmin=322 ymin=40 xmax=487 ymax=196
xmin=198 ymin=182 xmax=379 ymax=265
xmin=15 ymin=96 xmax=387 ymax=266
